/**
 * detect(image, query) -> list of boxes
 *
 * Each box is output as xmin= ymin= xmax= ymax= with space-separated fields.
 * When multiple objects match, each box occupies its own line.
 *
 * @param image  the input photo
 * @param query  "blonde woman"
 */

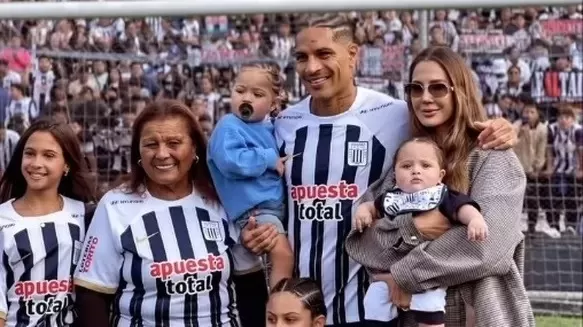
xmin=346 ymin=46 xmax=534 ymax=327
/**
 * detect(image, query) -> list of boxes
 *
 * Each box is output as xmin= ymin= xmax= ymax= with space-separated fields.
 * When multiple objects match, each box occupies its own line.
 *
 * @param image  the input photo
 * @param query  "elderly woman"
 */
xmin=345 ymin=47 xmax=534 ymax=327
xmin=74 ymin=100 xmax=239 ymax=326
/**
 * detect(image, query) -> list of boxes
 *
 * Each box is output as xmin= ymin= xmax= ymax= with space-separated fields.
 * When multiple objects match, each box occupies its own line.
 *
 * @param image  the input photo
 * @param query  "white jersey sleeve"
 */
xmin=74 ymin=198 xmax=122 ymax=294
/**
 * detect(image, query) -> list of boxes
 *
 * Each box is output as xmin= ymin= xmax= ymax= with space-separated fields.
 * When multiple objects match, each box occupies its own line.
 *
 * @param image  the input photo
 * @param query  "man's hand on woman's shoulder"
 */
xmin=474 ymin=118 xmax=517 ymax=150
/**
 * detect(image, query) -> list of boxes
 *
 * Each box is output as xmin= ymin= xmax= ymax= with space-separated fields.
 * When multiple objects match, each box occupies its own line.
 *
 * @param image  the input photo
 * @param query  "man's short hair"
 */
xmin=298 ymin=14 xmax=355 ymax=43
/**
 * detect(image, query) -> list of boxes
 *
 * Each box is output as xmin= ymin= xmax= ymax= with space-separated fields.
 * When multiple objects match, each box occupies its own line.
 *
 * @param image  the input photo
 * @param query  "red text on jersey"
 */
xmin=15 ymin=279 xmax=74 ymax=300
xmin=150 ymin=254 xmax=225 ymax=280
xmin=78 ymin=236 xmax=98 ymax=273
xmin=290 ymin=181 xmax=359 ymax=202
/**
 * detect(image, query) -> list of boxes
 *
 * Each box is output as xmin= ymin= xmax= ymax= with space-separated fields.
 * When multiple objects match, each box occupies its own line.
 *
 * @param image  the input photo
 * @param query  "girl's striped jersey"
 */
xmin=0 ymin=197 xmax=86 ymax=327
xmin=275 ymin=87 xmax=410 ymax=325
xmin=73 ymin=188 xmax=239 ymax=327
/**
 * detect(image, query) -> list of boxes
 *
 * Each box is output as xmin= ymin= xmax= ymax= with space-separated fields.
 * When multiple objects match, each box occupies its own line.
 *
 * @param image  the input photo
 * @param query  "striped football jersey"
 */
xmin=275 ymin=87 xmax=410 ymax=325
xmin=0 ymin=196 xmax=86 ymax=327
xmin=74 ymin=188 xmax=240 ymax=327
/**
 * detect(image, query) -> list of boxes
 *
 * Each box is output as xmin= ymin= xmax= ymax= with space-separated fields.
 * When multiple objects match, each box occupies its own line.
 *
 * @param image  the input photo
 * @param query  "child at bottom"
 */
xmin=208 ymin=62 xmax=293 ymax=289
xmin=267 ymin=278 xmax=327 ymax=327
xmin=353 ymin=137 xmax=489 ymax=327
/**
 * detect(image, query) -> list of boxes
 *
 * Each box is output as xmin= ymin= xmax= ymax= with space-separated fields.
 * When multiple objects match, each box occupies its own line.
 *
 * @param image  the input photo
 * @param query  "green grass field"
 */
xmin=536 ymin=315 xmax=582 ymax=327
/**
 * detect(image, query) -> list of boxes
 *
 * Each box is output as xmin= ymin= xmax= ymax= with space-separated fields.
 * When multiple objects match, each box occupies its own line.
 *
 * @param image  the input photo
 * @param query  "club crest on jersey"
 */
xmin=346 ymin=141 xmax=368 ymax=166
xmin=201 ymin=221 xmax=223 ymax=242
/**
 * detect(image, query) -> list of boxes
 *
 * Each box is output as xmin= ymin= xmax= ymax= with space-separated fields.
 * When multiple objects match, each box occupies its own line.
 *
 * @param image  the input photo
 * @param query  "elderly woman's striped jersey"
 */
xmin=74 ymin=188 xmax=240 ymax=327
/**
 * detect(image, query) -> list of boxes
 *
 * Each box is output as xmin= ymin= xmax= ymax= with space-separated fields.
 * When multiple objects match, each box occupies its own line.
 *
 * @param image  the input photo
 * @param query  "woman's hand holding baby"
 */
xmin=413 ymin=209 xmax=452 ymax=240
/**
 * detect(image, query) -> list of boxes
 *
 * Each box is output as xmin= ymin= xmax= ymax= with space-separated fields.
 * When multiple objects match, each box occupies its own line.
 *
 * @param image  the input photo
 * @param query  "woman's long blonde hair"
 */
xmin=407 ymin=46 xmax=487 ymax=193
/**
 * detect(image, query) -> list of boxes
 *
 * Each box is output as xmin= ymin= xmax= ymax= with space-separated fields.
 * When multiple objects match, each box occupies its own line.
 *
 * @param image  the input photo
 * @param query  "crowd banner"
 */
xmin=356 ymin=44 xmax=406 ymax=93
xmin=32 ymin=48 xmax=276 ymax=66
xmin=531 ymin=70 xmax=583 ymax=103
xmin=197 ymin=48 xmax=258 ymax=65
xmin=358 ymin=44 xmax=406 ymax=76
xmin=541 ymin=19 xmax=583 ymax=44
xmin=458 ymin=29 xmax=515 ymax=53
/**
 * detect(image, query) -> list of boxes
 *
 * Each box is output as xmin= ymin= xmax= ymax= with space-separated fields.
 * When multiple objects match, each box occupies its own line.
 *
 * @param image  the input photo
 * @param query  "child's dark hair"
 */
xmin=393 ymin=137 xmax=445 ymax=169
xmin=558 ymin=106 xmax=576 ymax=119
xmin=240 ymin=61 xmax=288 ymax=111
xmin=270 ymin=278 xmax=326 ymax=318
xmin=0 ymin=118 xmax=96 ymax=203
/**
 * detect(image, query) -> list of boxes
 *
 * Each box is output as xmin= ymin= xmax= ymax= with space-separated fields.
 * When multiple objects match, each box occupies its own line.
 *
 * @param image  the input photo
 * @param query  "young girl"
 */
xmin=207 ymin=62 xmax=294 ymax=288
xmin=0 ymin=119 xmax=95 ymax=327
xmin=267 ymin=278 xmax=327 ymax=327
xmin=351 ymin=137 xmax=488 ymax=327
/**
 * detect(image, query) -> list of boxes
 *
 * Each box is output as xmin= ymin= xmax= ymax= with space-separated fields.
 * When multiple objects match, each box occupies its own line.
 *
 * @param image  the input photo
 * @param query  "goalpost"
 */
xmin=1 ymin=0 xmax=580 ymax=19
xmin=0 ymin=0 xmax=581 ymax=324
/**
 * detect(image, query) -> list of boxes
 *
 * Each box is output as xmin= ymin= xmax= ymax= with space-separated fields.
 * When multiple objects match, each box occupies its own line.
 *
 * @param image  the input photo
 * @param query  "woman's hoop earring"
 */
xmin=137 ymin=159 xmax=142 ymax=166
xmin=194 ymin=155 xmax=199 ymax=164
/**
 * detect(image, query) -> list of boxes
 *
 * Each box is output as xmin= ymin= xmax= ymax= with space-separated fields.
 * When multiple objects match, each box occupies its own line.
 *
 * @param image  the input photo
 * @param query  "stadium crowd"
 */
xmin=0 ymin=5 xmax=582 ymax=240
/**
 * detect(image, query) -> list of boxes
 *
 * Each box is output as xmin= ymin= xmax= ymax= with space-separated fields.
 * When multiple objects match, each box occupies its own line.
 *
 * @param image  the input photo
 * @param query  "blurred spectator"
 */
xmin=513 ymin=101 xmax=548 ymax=233
xmin=0 ymin=124 xmax=19 ymax=174
xmin=497 ymin=65 xmax=529 ymax=97
xmin=0 ymin=34 xmax=31 ymax=73
xmin=4 ymin=83 xmax=37 ymax=128
xmin=0 ymin=81 xmax=9 ymax=123
xmin=429 ymin=10 xmax=459 ymax=51
xmin=514 ymin=101 xmax=548 ymax=176
xmin=198 ymin=111 xmax=213 ymax=139
xmin=542 ymin=106 xmax=582 ymax=235
xmin=199 ymin=75 xmax=221 ymax=124
xmin=505 ymin=46 xmax=531 ymax=84
xmin=30 ymin=54 xmax=56 ymax=113
xmin=0 ymin=57 xmax=21 ymax=88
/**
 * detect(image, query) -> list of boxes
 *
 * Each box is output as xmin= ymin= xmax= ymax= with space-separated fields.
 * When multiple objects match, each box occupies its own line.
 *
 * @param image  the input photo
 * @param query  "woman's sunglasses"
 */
xmin=404 ymin=82 xmax=453 ymax=98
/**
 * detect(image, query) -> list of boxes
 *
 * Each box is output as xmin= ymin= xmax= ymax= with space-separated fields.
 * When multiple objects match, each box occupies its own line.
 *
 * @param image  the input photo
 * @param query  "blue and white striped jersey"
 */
xmin=275 ymin=87 xmax=410 ymax=325
xmin=547 ymin=122 xmax=583 ymax=175
xmin=74 ymin=188 xmax=239 ymax=327
xmin=0 ymin=196 xmax=86 ymax=327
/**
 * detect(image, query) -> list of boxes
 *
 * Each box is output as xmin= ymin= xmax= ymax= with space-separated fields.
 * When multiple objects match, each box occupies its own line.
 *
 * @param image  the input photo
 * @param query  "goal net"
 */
xmin=0 ymin=4 xmax=581 ymax=325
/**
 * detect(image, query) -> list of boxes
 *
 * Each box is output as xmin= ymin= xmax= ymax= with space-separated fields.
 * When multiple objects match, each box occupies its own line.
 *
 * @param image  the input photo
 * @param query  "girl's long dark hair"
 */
xmin=0 ymin=118 xmax=96 ymax=203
